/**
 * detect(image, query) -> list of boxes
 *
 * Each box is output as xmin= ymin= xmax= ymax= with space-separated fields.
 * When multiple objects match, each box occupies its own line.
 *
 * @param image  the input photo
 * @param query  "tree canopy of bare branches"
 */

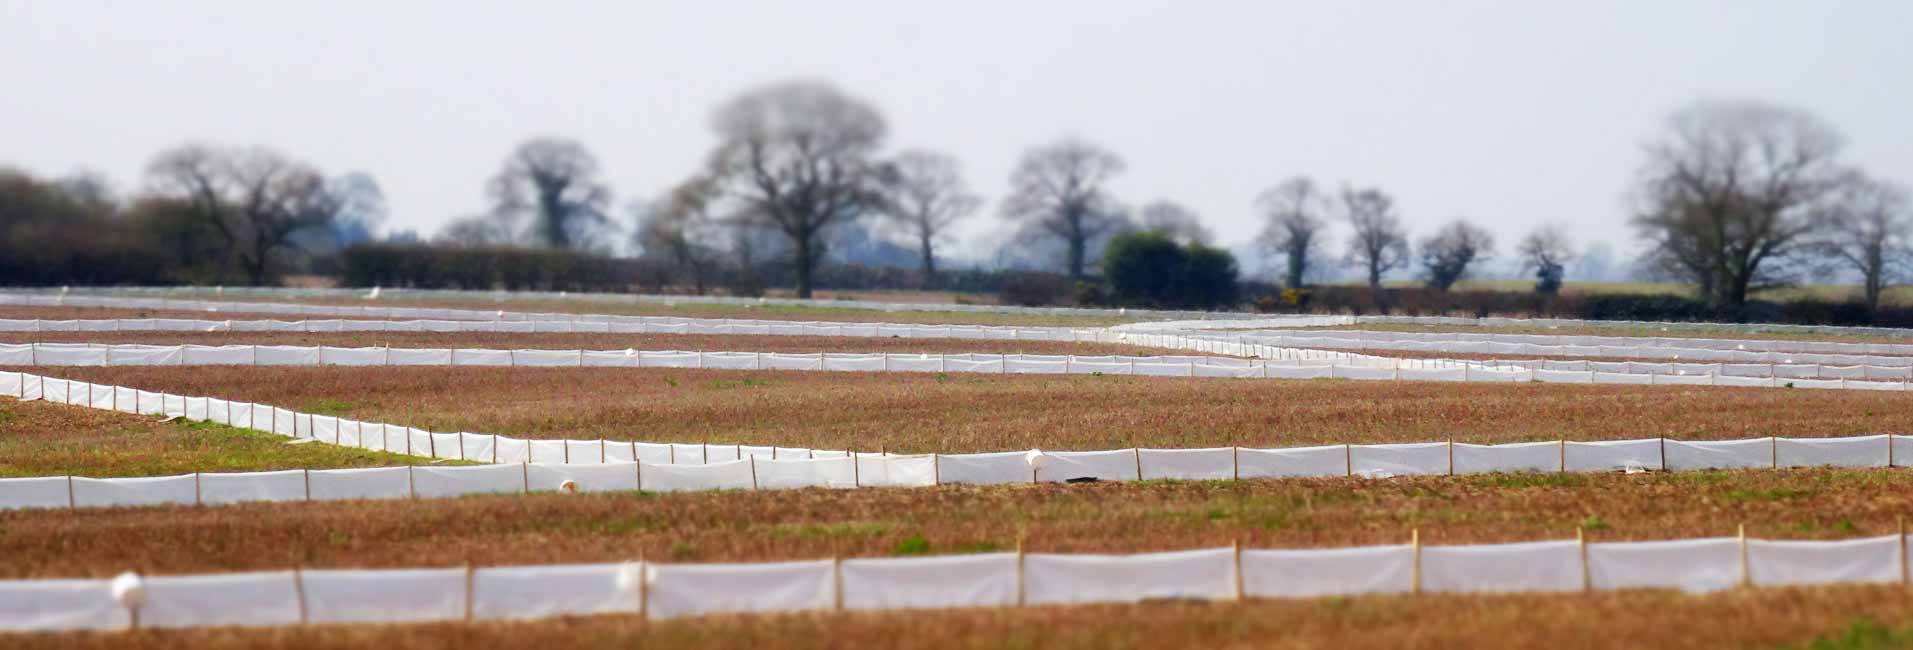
xmin=633 ymin=179 xmax=726 ymax=295
xmin=698 ymin=81 xmax=888 ymax=298
xmin=1137 ymin=200 xmax=1213 ymax=246
xmin=487 ymin=137 xmax=612 ymax=250
xmin=1254 ymin=177 xmax=1329 ymax=289
xmin=145 ymin=144 xmax=341 ymax=285
xmin=1339 ymin=186 xmax=1410 ymax=295
xmin=1000 ymin=137 xmax=1127 ymax=279
xmin=1517 ymin=224 xmax=1577 ymax=295
xmin=880 ymin=149 xmax=980 ymax=285
xmin=1419 ymin=219 xmax=1495 ymax=292
xmin=1814 ymin=174 xmax=1911 ymax=314
xmin=1631 ymin=100 xmax=1849 ymax=316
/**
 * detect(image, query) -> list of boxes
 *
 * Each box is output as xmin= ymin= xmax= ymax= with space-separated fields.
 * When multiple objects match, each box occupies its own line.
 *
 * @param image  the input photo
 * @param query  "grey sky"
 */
xmin=4 ymin=1 xmax=1910 ymax=273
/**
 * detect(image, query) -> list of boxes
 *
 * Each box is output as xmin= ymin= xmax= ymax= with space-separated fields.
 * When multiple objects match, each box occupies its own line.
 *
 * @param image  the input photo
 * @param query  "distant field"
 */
xmin=1363 ymin=279 xmax=1913 ymax=307
xmin=0 ymin=464 xmax=1903 ymax=577
xmin=18 ymin=367 xmax=1913 ymax=460
xmin=0 ymin=330 xmax=1161 ymax=357
xmin=208 ymin=294 xmax=1142 ymax=328
xmin=1321 ymin=322 xmax=1913 ymax=345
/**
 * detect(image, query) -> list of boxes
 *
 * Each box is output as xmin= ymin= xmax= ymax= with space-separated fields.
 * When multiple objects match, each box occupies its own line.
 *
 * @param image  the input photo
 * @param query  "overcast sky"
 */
xmin=4 ymin=0 xmax=1910 ymax=272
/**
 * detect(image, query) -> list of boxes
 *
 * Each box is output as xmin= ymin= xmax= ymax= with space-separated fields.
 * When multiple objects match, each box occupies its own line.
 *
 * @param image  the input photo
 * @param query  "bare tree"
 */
xmin=1254 ymin=177 xmax=1329 ymax=289
xmin=488 ymin=137 xmax=611 ymax=250
xmin=633 ymin=179 xmax=725 ymax=295
xmin=1632 ymin=100 xmax=1848 ymax=316
xmin=1419 ymin=219 xmax=1496 ymax=292
xmin=1000 ymin=138 xmax=1127 ymax=279
xmin=145 ymin=144 xmax=341 ymax=285
xmin=1339 ymin=186 xmax=1410 ymax=295
xmin=1815 ymin=174 xmax=1910 ymax=315
xmin=880 ymin=149 xmax=980 ymax=286
xmin=698 ymin=81 xmax=888 ymax=298
xmin=1517 ymin=224 xmax=1577 ymax=295
xmin=1137 ymin=200 xmax=1213 ymax=245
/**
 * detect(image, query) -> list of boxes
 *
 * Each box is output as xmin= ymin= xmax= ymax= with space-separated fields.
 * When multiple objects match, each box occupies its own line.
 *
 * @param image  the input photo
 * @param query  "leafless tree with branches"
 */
xmin=698 ymin=81 xmax=888 ymax=298
xmin=1255 ymin=177 xmax=1330 ymax=289
xmin=1000 ymin=137 xmax=1127 ymax=279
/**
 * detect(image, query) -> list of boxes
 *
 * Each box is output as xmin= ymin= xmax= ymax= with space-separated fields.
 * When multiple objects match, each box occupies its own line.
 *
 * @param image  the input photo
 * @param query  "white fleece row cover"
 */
xmin=5 ymin=342 xmax=1905 ymax=390
xmin=1201 ymin=332 xmax=1913 ymax=371
xmin=18 ymin=288 xmax=1911 ymax=340
xmin=1237 ymin=328 xmax=1913 ymax=358
xmin=0 ymin=288 xmax=1290 ymax=323
xmin=0 ymin=318 xmax=1100 ymax=343
xmin=4 ymin=369 xmax=1910 ymax=511
xmin=2 ymin=537 xmax=1905 ymax=632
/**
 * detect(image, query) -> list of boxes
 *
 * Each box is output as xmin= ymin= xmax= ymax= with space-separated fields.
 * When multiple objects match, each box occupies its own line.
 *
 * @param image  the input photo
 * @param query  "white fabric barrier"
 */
xmin=1351 ymin=442 xmax=1450 ymax=477
xmin=1747 ymin=536 xmax=1902 ymax=587
xmin=1022 ymin=548 xmax=1236 ymax=605
xmin=470 ymin=564 xmax=632 ymax=621
xmin=840 ymin=554 xmax=1019 ymax=611
xmin=1420 ymin=540 xmax=1583 ymax=594
xmin=1665 ymin=438 xmax=1774 ymax=471
xmin=1453 ymin=442 xmax=1562 ymax=474
xmin=1587 ymin=537 xmax=1741 ymax=593
xmin=644 ymin=560 xmax=834 ymax=619
xmin=142 ymin=571 xmax=303 ymax=629
xmin=0 ymin=579 xmax=125 ymax=631
xmin=1241 ymin=545 xmax=1414 ymax=598
xmin=300 ymin=568 xmax=467 ymax=624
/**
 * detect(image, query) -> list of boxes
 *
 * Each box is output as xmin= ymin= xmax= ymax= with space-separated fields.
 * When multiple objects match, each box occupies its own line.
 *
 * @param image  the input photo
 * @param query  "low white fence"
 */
xmin=7 ymin=342 xmax=1910 ymax=387
xmin=1213 ymin=331 xmax=1913 ymax=367
xmin=4 ymin=369 xmax=1909 ymax=511
xmin=2 ymin=533 xmax=1906 ymax=632
xmin=0 ymin=316 xmax=1101 ymax=343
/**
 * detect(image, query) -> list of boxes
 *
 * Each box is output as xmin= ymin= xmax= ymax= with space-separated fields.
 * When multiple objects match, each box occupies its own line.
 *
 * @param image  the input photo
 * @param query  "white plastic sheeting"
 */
xmin=7 ymin=534 xmax=1909 ymax=632
xmin=1022 ymin=548 xmax=1237 ymax=605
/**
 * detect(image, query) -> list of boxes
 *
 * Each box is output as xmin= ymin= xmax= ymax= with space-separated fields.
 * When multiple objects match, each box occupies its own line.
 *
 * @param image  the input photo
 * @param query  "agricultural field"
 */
xmin=5 ymin=291 xmax=1913 ymax=649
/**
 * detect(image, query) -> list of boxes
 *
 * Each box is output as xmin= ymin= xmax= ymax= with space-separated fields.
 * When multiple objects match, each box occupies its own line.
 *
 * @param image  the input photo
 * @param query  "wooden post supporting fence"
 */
xmin=1410 ymin=529 xmax=1422 ymax=595
xmin=637 ymin=552 xmax=649 ymax=619
xmin=1738 ymin=523 xmax=1751 ymax=589
xmin=462 ymin=564 xmax=476 ymax=622
xmin=1577 ymin=527 xmax=1590 ymax=593
xmin=1232 ymin=539 xmax=1245 ymax=601
xmin=1015 ymin=537 xmax=1027 ymax=607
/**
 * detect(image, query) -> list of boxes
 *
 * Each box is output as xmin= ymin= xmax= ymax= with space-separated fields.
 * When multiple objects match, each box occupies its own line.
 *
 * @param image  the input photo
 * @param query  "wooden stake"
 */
xmin=932 ymin=454 xmax=941 ymax=486
xmin=1232 ymin=539 xmax=1245 ymax=601
xmin=1232 ymin=446 xmax=1240 ymax=481
xmin=638 ymin=552 xmax=649 ymax=619
xmin=1410 ymin=529 xmax=1422 ymax=595
xmin=1446 ymin=439 xmax=1454 ymax=475
xmin=1738 ymin=523 xmax=1750 ymax=589
xmin=1558 ymin=439 xmax=1567 ymax=472
xmin=1577 ymin=527 xmax=1590 ymax=593
xmin=749 ymin=455 xmax=758 ymax=490
xmin=293 ymin=567 xmax=309 ymax=624
xmin=1133 ymin=448 xmax=1144 ymax=481
xmin=1659 ymin=437 xmax=1667 ymax=472
xmin=832 ymin=556 xmax=844 ymax=611
xmin=1770 ymin=436 xmax=1778 ymax=468
xmin=1015 ymin=537 xmax=1027 ymax=606
xmin=1344 ymin=444 xmax=1353 ymax=477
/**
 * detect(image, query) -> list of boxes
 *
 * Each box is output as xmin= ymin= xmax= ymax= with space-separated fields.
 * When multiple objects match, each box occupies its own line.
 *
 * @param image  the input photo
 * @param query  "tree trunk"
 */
xmin=919 ymin=233 xmax=936 ymax=290
xmin=1066 ymin=234 xmax=1086 ymax=280
xmin=794 ymin=233 xmax=815 ymax=299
